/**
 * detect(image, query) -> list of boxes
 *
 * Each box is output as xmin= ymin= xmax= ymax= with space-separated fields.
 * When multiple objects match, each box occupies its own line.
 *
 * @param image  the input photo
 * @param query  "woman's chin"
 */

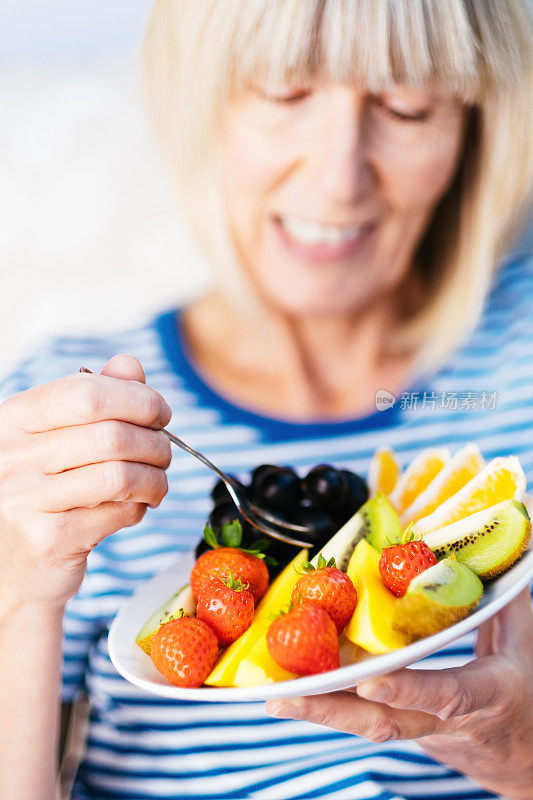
xmin=259 ymin=283 xmax=372 ymax=318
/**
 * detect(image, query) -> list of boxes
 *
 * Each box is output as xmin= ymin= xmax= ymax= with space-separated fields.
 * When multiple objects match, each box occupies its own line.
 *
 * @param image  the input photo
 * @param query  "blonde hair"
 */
xmin=144 ymin=0 xmax=533 ymax=376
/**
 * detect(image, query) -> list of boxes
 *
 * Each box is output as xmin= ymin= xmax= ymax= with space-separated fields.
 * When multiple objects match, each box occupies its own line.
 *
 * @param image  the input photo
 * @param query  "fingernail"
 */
xmin=358 ymin=680 xmax=392 ymax=702
xmin=265 ymin=700 xmax=302 ymax=719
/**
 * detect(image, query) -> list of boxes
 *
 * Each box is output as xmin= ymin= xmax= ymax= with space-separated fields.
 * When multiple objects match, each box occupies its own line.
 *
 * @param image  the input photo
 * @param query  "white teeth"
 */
xmin=280 ymin=216 xmax=363 ymax=246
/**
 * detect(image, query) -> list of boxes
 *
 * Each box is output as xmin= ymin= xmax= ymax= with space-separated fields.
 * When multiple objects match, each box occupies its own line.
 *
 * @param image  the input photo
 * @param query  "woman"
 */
xmin=1 ymin=1 xmax=533 ymax=799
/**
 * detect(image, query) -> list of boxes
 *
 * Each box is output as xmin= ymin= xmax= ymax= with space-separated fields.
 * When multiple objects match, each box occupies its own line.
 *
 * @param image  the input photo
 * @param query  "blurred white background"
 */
xmin=0 ymin=1 xmax=531 ymax=377
xmin=0 ymin=0 xmax=210 ymax=376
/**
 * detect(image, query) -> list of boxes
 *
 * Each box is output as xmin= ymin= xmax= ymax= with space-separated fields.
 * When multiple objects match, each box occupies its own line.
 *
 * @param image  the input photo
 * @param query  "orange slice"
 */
xmin=401 ymin=444 xmax=484 ymax=525
xmin=368 ymin=448 xmax=400 ymax=496
xmin=413 ymin=456 xmax=526 ymax=536
xmin=389 ymin=447 xmax=450 ymax=512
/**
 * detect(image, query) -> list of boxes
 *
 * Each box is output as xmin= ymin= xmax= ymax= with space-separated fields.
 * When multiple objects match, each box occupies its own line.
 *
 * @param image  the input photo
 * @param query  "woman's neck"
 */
xmin=181 ymin=290 xmax=416 ymax=421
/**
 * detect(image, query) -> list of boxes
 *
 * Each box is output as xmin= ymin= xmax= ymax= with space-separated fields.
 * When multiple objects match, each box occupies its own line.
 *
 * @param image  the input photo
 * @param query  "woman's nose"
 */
xmin=313 ymin=88 xmax=376 ymax=205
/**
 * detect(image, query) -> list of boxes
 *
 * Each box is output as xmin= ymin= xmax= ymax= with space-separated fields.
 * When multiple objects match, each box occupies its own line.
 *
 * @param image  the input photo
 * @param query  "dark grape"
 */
xmin=194 ymin=537 xmax=211 ymax=560
xmin=332 ymin=471 xmax=369 ymax=524
xmin=263 ymin=541 xmax=301 ymax=577
xmin=303 ymin=464 xmax=348 ymax=508
xmin=250 ymin=464 xmax=279 ymax=490
xmin=340 ymin=470 xmax=369 ymax=508
xmin=210 ymin=476 xmax=244 ymax=506
xmin=208 ymin=501 xmax=242 ymax=532
xmin=198 ymin=463 xmax=368 ymax=580
xmin=251 ymin=466 xmax=302 ymax=512
xmin=287 ymin=506 xmax=337 ymax=550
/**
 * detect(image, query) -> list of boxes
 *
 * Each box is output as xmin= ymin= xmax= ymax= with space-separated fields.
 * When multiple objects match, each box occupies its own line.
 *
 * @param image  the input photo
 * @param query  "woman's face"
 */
xmin=217 ymin=80 xmax=466 ymax=317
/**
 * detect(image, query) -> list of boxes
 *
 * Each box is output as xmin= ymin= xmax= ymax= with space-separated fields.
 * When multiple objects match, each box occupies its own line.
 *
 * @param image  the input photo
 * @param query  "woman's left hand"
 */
xmin=266 ymin=586 xmax=533 ymax=800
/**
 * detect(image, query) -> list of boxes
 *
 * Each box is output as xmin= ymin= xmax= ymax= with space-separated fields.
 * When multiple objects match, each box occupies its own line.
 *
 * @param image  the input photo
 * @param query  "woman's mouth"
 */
xmin=273 ymin=214 xmax=376 ymax=263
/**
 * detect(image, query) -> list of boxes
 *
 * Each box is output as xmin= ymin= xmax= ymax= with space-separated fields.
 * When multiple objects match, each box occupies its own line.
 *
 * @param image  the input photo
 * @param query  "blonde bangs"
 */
xmin=190 ymin=0 xmax=532 ymax=109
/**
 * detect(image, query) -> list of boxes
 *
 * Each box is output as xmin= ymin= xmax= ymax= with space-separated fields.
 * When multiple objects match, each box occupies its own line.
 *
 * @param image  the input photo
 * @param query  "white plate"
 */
xmin=109 ymin=541 xmax=533 ymax=702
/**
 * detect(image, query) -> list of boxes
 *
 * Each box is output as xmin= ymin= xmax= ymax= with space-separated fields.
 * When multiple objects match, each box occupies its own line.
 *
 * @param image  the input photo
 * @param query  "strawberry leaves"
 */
xmin=203 ymin=520 xmax=278 ymax=566
xmin=296 ymin=553 xmax=337 ymax=574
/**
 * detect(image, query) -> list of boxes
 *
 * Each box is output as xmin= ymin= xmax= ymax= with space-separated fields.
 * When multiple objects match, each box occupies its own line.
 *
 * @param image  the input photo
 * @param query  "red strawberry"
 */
xmin=379 ymin=540 xmax=437 ymax=597
xmin=291 ymin=559 xmax=357 ymax=634
xmin=151 ymin=616 xmax=218 ymax=688
xmin=190 ymin=547 xmax=269 ymax=604
xmin=196 ymin=575 xmax=255 ymax=646
xmin=266 ymin=604 xmax=339 ymax=675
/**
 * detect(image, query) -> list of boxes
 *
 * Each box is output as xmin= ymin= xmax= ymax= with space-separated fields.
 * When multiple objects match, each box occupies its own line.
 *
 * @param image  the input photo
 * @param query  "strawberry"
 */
xmin=291 ymin=555 xmax=357 ymax=634
xmin=151 ymin=616 xmax=218 ymax=688
xmin=191 ymin=546 xmax=269 ymax=604
xmin=379 ymin=539 xmax=437 ymax=597
xmin=266 ymin=604 xmax=340 ymax=675
xmin=196 ymin=574 xmax=255 ymax=646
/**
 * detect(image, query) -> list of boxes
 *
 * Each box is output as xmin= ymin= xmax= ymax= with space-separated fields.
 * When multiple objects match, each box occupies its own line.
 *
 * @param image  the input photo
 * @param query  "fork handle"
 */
xmin=160 ymin=429 xmax=236 ymax=488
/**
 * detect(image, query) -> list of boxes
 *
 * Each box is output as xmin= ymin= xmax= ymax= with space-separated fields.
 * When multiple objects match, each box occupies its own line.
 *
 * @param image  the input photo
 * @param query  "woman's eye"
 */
xmin=256 ymin=87 xmax=311 ymax=105
xmin=374 ymin=97 xmax=430 ymax=123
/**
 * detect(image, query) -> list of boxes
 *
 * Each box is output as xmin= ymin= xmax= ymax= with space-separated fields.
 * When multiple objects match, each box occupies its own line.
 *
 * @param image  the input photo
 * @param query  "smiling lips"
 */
xmin=275 ymin=214 xmax=376 ymax=262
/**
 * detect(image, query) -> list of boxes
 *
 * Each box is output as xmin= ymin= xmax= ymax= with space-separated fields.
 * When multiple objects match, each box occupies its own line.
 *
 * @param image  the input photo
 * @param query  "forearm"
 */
xmin=0 ymin=598 xmax=65 ymax=800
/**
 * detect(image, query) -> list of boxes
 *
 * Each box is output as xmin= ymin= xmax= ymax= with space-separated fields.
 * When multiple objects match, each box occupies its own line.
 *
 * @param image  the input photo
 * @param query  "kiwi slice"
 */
xmin=363 ymin=492 xmax=403 ymax=552
xmin=135 ymin=584 xmax=196 ymax=655
xmin=422 ymin=500 xmax=531 ymax=580
xmin=393 ymin=558 xmax=483 ymax=641
xmin=313 ymin=507 xmax=368 ymax=571
xmin=315 ymin=493 xmax=402 ymax=570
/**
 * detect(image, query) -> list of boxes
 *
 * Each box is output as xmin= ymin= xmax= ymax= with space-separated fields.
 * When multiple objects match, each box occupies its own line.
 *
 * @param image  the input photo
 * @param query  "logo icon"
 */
xmin=375 ymin=389 xmax=396 ymax=411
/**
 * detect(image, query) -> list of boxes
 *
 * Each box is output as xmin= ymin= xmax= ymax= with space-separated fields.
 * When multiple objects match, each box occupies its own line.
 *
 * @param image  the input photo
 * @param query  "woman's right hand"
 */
xmin=0 ymin=354 xmax=172 ymax=612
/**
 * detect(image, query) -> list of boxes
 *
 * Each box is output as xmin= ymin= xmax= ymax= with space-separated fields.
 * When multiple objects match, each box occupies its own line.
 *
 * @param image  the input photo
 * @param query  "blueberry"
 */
xmin=303 ymin=464 xmax=348 ymax=508
xmin=251 ymin=466 xmax=302 ymax=513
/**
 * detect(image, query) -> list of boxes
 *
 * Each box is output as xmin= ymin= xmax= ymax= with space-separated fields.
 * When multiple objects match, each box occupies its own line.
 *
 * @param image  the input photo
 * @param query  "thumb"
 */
xmin=357 ymin=658 xmax=511 ymax=720
xmin=99 ymin=354 xmax=146 ymax=384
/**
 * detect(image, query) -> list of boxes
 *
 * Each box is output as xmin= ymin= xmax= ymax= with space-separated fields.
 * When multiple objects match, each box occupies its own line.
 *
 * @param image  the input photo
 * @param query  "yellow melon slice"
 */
xmin=344 ymin=539 xmax=409 ymax=654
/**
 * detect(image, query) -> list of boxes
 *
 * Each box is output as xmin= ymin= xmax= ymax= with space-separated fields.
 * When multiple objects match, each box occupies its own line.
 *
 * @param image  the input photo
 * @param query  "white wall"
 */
xmin=1 ymin=0 xmax=153 ymax=65
xmin=0 ymin=2 xmax=211 ymax=376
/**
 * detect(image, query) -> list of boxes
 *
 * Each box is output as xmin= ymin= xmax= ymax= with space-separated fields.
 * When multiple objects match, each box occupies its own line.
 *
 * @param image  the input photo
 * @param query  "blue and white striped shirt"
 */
xmin=2 ymin=254 xmax=532 ymax=800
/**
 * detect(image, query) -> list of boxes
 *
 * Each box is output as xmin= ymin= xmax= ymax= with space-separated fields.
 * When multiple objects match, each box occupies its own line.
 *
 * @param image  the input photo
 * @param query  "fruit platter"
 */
xmin=108 ymin=444 xmax=533 ymax=701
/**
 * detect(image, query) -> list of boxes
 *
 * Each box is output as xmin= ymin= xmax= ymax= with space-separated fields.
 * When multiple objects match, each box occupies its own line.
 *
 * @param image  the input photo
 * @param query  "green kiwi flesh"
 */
xmin=316 ymin=493 xmax=403 ymax=571
xmin=363 ymin=492 xmax=403 ymax=552
xmin=136 ymin=584 xmax=196 ymax=654
xmin=422 ymin=500 xmax=531 ymax=579
xmin=393 ymin=558 xmax=483 ymax=641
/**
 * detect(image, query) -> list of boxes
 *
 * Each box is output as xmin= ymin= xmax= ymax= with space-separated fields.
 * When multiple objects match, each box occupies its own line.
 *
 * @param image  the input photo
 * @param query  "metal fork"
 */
xmin=80 ymin=368 xmax=314 ymax=547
